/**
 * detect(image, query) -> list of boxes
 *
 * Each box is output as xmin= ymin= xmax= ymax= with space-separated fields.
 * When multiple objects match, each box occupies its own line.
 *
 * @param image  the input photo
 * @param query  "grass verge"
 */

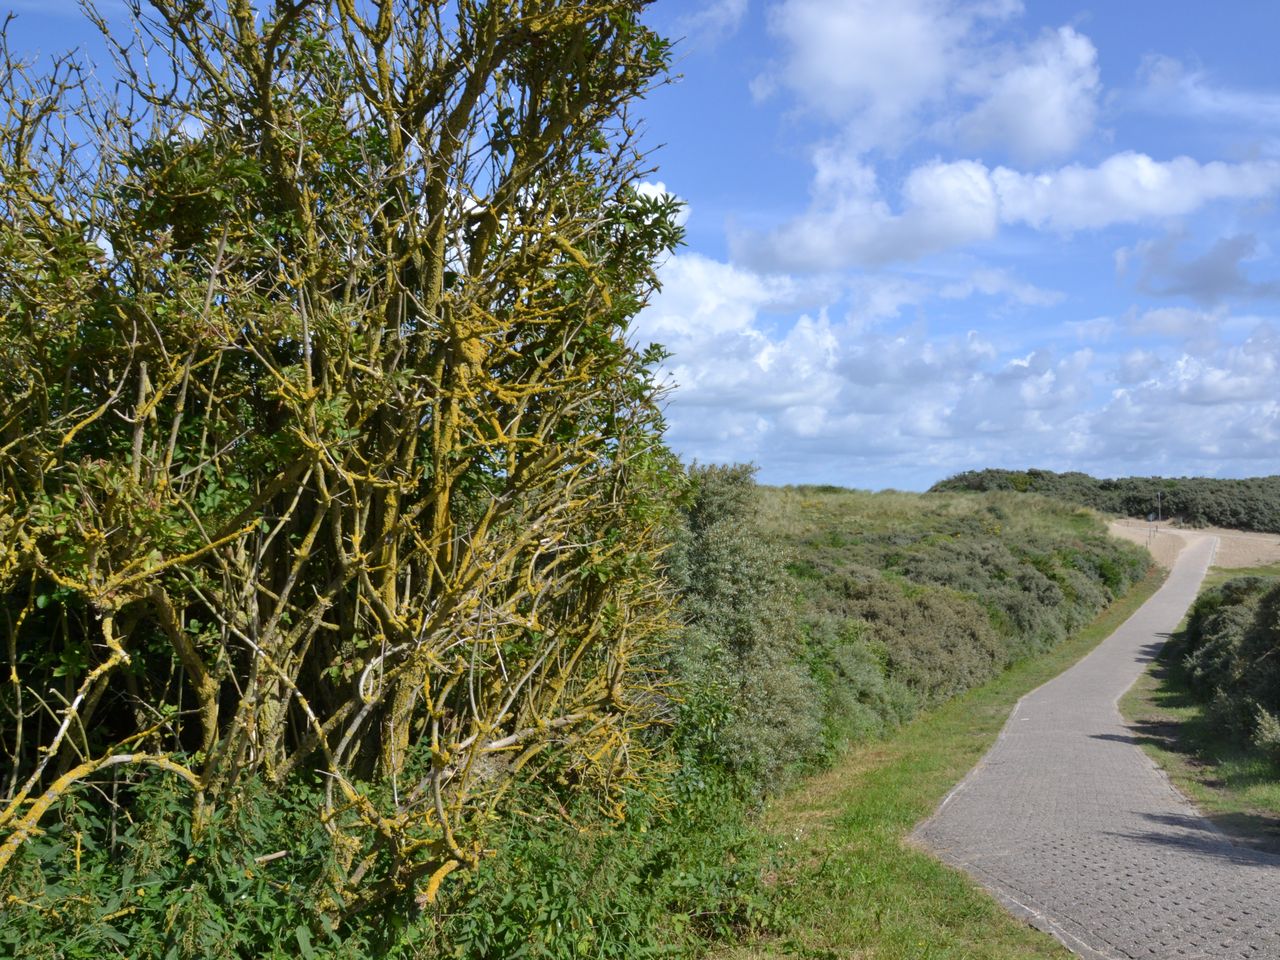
xmin=1118 ymin=562 xmax=1280 ymax=854
xmin=710 ymin=563 xmax=1168 ymax=960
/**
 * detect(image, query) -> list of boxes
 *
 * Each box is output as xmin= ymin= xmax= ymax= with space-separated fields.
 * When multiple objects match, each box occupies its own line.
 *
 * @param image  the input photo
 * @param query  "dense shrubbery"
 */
xmin=758 ymin=485 xmax=1149 ymax=742
xmin=1 ymin=1 xmax=696 ymax=955
xmin=934 ymin=468 xmax=1280 ymax=533
xmin=425 ymin=470 xmax=1155 ymax=960
xmin=666 ymin=465 xmax=826 ymax=784
xmin=1183 ymin=576 xmax=1280 ymax=756
xmin=0 ymin=460 xmax=1152 ymax=958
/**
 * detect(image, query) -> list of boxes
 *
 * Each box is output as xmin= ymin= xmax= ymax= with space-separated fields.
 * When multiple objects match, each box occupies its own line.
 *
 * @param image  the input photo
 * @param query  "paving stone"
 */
xmin=912 ymin=535 xmax=1280 ymax=959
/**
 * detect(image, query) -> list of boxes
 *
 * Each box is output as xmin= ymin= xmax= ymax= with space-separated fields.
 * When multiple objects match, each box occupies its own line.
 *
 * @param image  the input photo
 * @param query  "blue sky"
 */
xmin=9 ymin=1 xmax=1280 ymax=490
xmin=633 ymin=0 xmax=1280 ymax=488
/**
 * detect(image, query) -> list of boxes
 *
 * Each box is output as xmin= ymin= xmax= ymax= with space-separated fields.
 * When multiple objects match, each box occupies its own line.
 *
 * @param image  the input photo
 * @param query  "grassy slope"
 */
xmin=1118 ymin=562 xmax=1280 ymax=853
xmin=702 ymin=488 xmax=1163 ymax=959
xmin=756 ymin=486 xmax=1104 ymax=552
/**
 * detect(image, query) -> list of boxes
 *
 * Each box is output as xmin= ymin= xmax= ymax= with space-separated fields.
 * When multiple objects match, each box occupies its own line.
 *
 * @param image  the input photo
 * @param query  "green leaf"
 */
xmin=295 ymin=925 xmax=316 ymax=960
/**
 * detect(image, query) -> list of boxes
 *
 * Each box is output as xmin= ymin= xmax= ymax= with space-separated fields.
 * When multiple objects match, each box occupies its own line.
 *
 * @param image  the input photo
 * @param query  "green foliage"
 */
xmin=0 ymin=462 xmax=1155 ymax=958
xmin=435 ymin=774 xmax=777 ymax=959
xmin=934 ymin=467 xmax=1280 ymax=533
xmin=0 ymin=0 xmax=686 ymax=953
xmin=753 ymin=568 xmax=1166 ymax=960
xmin=0 ymin=773 xmax=423 ymax=960
xmin=803 ymin=613 xmax=918 ymax=749
xmin=663 ymin=475 xmax=1148 ymax=814
xmin=1253 ymin=707 xmax=1280 ymax=764
xmin=1183 ymin=575 xmax=1280 ymax=744
xmin=758 ymin=485 xmax=1149 ymax=740
xmin=665 ymin=465 xmax=825 ymax=786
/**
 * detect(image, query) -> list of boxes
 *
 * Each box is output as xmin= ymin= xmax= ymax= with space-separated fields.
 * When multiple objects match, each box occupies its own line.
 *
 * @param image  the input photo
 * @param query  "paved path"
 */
xmin=913 ymin=534 xmax=1280 ymax=959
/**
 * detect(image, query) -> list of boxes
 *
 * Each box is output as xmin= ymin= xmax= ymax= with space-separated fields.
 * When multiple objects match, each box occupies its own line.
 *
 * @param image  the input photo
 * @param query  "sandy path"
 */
xmin=1108 ymin=518 xmax=1280 ymax=570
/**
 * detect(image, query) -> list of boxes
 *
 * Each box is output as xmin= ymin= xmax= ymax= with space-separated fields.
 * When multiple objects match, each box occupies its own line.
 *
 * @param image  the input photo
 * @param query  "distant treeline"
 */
xmin=932 ymin=468 xmax=1280 ymax=533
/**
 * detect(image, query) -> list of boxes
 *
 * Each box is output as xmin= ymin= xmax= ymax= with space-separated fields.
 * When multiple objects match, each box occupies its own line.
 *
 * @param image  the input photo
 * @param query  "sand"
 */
xmin=1108 ymin=517 xmax=1280 ymax=570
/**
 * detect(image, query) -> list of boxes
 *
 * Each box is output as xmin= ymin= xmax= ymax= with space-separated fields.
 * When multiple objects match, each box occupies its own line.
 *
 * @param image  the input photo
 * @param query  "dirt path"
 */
xmin=912 ymin=535 xmax=1280 ymax=960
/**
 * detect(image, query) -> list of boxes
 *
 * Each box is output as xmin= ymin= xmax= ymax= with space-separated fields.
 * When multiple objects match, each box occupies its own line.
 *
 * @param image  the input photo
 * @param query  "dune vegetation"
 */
xmin=934 ymin=468 xmax=1280 ymax=533
xmin=1119 ymin=564 xmax=1280 ymax=854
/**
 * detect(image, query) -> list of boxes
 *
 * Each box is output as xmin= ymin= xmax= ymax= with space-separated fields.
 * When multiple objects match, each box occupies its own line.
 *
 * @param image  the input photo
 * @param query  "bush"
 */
xmin=804 ymin=614 xmax=917 ymax=749
xmin=435 ymin=776 xmax=776 ymax=959
xmin=0 ymin=0 xmax=685 ymax=952
xmin=1252 ymin=707 xmax=1280 ymax=764
xmin=1181 ymin=576 xmax=1280 ymax=748
xmin=666 ymin=465 xmax=826 ymax=788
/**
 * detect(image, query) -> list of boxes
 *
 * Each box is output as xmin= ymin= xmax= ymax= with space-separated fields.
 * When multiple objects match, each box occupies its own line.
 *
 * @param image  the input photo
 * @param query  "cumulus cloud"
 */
xmin=733 ymin=153 xmax=1000 ymax=269
xmin=634 ymin=4 xmax=1280 ymax=486
xmin=739 ymin=3 xmax=1280 ymax=275
xmin=637 ymin=252 xmax=1280 ymax=488
xmin=938 ymin=267 xmax=1064 ymax=306
xmin=1127 ymin=306 xmax=1221 ymax=339
xmin=755 ymin=0 xmax=994 ymax=137
xmin=679 ymin=0 xmax=750 ymax=45
xmin=993 ymin=153 xmax=1280 ymax=231
xmin=737 ymin=151 xmax=1280 ymax=271
xmin=756 ymin=0 xmax=1096 ymax=160
xmin=1115 ymin=349 xmax=1161 ymax=384
xmin=634 ymin=252 xmax=795 ymax=343
xmin=1086 ymin=324 xmax=1280 ymax=468
xmin=950 ymin=26 xmax=1099 ymax=162
xmin=1118 ymin=232 xmax=1280 ymax=304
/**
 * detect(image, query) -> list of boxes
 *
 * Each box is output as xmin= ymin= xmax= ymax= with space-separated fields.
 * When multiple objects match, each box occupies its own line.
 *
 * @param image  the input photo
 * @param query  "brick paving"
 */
xmin=913 ymin=535 xmax=1280 ymax=959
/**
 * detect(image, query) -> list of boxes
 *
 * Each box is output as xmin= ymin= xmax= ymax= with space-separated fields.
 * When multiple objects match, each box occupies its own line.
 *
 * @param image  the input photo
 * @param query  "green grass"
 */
xmin=1118 ymin=562 xmax=1280 ymax=853
xmin=1197 ymin=562 xmax=1280 ymax=592
xmin=709 ymin=564 xmax=1168 ymax=960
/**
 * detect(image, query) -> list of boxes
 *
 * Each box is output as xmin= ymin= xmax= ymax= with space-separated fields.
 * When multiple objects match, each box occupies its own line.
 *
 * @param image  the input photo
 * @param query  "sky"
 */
xmin=634 ymin=0 xmax=1280 ymax=489
xmin=7 ymin=1 xmax=1280 ymax=490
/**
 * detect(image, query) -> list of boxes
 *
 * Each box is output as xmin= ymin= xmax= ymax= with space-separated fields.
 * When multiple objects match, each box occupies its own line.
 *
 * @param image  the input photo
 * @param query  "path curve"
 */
xmin=913 ymin=534 xmax=1280 ymax=959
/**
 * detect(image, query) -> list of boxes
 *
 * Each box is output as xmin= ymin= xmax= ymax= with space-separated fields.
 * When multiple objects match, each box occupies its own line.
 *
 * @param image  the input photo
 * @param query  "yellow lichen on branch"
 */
xmin=0 ymin=0 xmax=682 ymax=935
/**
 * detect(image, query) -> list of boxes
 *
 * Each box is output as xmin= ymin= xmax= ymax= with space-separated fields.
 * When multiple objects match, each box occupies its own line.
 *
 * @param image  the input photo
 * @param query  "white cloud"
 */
xmin=635 ymin=252 xmax=793 ymax=342
xmin=1136 ymin=55 xmax=1280 ymax=129
xmin=1116 ymin=349 xmax=1161 ymax=384
xmin=993 ymin=153 xmax=1280 ymax=231
xmin=938 ymin=267 xmax=1063 ymax=306
xmin=950 ymin=27 xmax=1099 ymax=162
xmin=846 ymin=274 xmax=931 ymax=326
xmin=757 ymin=0 xmax=981 ymax=138
xmin=1127 ymin=306 xmax=1219 ymax=339
xmin=679 ymin=0 xmax=749 ymax=45
xmin=638 ymin=253 xmax=1280 ymax=487
xmin=756 ymin=0 xmax=1095 ymax=160
xmin=733 ymin=152 xmax=1000 ymax=269
xmin=739 ymin=151 xmax=1280 ymax=271
xmin=634 ymin=5 xmax=1280 ymax=486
